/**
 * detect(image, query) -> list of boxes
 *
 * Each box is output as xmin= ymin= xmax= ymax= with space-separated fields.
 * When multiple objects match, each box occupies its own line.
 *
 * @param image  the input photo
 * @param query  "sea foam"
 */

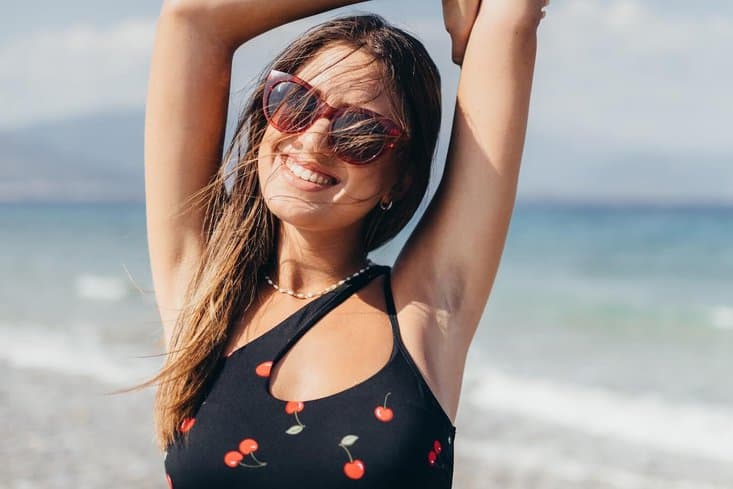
xmin=711 ymin=305 xmax=733 ymax=330
xmin=455 ymin=438 xmax=728 ymax=489
xmin=75 ymin=273 xmax=130 ymax=301
xmin=0 ymin=321 xmax=159 ymax=385
xmin=465 ymin=360 xmax=733 ymax=463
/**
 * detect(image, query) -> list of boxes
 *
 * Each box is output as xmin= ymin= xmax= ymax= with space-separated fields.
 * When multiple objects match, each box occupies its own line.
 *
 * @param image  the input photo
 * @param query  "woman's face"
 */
xmin=257 ymin=43 xmax=405 ymax=234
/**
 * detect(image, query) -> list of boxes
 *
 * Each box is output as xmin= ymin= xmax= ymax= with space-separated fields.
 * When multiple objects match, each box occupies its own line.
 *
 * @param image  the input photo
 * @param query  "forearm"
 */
xmin=455 ymin=7 xmax=539 ymax=179
xmin=162 ymin=0 xmax=368 ymax=50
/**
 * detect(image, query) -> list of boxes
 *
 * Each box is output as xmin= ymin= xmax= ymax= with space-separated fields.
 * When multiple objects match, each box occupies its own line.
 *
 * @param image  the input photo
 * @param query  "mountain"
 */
xmin=519 ymin=133 xmax=733 ymax=205
xmin=0 ymin=109 xmax=730 ymax=204
xmin=0 ymin=110 xmax=145 ymax=202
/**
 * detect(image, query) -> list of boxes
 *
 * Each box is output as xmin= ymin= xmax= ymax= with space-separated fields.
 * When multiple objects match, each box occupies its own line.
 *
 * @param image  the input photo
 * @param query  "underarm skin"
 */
xmin=397 ymin=0 xmax=544 ymax=341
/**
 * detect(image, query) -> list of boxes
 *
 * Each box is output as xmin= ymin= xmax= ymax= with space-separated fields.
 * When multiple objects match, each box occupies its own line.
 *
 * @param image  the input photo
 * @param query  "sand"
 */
xmin=3 ymin=360 xmax=731 ymax=489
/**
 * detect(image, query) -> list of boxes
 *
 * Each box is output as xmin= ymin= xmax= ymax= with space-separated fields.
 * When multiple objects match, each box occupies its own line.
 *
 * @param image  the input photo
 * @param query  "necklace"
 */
xmin=264 ymin=259 xmax=375 ymax=299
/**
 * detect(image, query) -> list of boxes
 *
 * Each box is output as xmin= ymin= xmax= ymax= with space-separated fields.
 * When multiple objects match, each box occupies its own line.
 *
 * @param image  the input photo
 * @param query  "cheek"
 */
xmin=257 ymin=127 xmax=287 ymax=177
xmin=340 ymin=166 xmax=389 ymax=199
xmin=351 ymin=156 xmax=399 ymax=192
xmin=259 ymin=126 xmax=280 ymax=161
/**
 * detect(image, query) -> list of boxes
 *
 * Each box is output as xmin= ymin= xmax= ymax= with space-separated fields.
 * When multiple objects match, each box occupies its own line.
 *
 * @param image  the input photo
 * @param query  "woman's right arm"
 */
xmin=145 ymin=0 xmax=365 ymax=345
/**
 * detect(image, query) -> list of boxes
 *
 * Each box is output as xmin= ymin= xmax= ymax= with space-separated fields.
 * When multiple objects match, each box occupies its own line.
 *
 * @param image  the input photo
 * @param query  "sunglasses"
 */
xmin=262 ymin=69 xmax=404 ymax=165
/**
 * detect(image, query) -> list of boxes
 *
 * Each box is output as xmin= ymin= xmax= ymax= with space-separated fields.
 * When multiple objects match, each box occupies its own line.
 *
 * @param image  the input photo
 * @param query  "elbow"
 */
xmin=160 ymin=0 xmax=194 ymax=18
xmin=160 ymin=0 xmax=218 ymax=21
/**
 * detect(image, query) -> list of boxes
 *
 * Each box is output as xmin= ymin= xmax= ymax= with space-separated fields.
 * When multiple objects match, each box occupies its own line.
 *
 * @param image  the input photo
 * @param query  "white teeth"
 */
xmin=285 ymin=159 xmax=335 ymax=185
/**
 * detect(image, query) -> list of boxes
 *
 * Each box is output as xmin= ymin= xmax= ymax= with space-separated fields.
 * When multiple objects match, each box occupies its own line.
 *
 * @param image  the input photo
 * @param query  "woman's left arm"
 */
xmin=394 ymin=0 xmax=546 ymax=342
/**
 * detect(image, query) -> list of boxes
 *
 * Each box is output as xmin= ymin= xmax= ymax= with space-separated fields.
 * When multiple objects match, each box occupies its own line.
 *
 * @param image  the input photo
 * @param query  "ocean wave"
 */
xmin=711 ymin=305 xmax=733 ymax=330
xmin=0 ymin=321 xmax=159 ymax=385
xmin=75 ymin=273 xmax=130 ymax=301
xmin=465 ymin=361 xmax=733 ymax=463
xmin=455 ymin=439 xmax=728 ymax=489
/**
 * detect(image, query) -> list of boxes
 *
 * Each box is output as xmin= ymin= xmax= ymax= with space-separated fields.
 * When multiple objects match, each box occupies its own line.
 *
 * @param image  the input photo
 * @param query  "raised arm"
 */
xmin=145 ymin=0 xmax=365 ymax=347
xmin=393 ymin=1 xmax=545 ymax=344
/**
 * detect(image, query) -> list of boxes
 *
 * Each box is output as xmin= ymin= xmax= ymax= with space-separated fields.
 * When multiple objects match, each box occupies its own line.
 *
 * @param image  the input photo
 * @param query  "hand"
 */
xmin=443 ymin=0 xmax=549 ymax=65
xmin=442 ymin=0 xmax=482 ymax=65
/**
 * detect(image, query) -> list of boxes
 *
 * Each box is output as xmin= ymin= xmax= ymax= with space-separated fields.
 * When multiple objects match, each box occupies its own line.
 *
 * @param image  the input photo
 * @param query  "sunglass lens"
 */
xmin=265 ymin=81 xmax=319 ymax=132
xmin=330 ymin=111 xmax=391 ymax=164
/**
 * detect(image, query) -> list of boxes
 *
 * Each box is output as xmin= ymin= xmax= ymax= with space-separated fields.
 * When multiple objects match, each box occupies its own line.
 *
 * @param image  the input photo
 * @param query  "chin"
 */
xmin=265 ymin=198 xmax=368 ymax=235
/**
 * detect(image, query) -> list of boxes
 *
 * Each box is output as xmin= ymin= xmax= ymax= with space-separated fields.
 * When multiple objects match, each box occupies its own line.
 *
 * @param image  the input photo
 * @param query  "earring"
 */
xmin=380 ymin=199 xmax=393 ymax=211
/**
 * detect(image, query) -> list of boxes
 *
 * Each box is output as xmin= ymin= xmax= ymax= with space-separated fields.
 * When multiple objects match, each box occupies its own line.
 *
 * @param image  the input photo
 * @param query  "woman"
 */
xmin=143 ymin=0 xmax=546 ymax=486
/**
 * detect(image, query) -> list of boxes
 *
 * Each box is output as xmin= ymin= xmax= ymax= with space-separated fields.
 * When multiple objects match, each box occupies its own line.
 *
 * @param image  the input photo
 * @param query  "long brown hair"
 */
xmin=136 ymin=13 xmax=441 ymax=451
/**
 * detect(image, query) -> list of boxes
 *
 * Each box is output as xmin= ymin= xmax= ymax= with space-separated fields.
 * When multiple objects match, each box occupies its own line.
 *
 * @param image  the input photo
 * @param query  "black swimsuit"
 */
xmin=164 ymin=264 xmax=457 ymax=488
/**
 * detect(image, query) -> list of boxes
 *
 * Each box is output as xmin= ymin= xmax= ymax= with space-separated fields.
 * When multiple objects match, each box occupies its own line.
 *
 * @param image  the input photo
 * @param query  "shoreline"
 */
xmin=3 ymin=361 xmax=732 ymax=488
xmin=2 ymin=361 xmax=163 ymax=489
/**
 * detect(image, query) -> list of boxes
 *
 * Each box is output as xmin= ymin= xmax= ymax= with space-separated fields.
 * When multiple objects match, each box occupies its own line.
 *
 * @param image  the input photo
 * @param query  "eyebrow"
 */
xmin=294 ymin=72 xmax=395 ymax=119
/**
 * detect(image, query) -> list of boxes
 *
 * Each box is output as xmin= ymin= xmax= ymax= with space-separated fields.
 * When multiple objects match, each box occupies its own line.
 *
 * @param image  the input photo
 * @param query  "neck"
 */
xmin=267 ymin=221 xmax=370 ymax=292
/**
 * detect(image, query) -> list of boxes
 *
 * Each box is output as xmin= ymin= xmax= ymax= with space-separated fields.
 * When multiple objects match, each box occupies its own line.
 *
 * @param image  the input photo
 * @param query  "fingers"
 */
xmin=540 ymin=0 xmax=549 ymax=20
xmin=442 ymin=0 xmax=482 ymax=66
xmin=449 ymin=0 xmax=549 ymax=65
xmin=451 ymin=31 xmax=469 ymax=65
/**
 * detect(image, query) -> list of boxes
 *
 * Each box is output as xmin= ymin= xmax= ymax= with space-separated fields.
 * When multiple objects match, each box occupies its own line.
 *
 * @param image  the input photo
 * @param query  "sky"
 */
xmin=1 ymin=0 xmax=732 ymax=203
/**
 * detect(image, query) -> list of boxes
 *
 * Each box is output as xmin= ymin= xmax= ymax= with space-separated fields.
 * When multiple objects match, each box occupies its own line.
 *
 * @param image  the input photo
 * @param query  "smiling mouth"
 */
xmin=282 ymin=156 xmax=339 ymax=186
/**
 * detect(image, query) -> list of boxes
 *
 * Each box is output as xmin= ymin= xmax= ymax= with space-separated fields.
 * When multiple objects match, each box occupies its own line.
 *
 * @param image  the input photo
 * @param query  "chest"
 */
xmin=225 ymin=276 xmax=464 ymax=425
xmin=165 ymin=327 xmax=456 ymax=489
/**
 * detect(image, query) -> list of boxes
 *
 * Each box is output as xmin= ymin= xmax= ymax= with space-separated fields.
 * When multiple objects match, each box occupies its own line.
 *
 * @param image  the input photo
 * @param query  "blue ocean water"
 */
xmin=2 ymin=201 xmax=731 ymax=383
xmin=1 ymin=201 xmax=732 ymax=472
xmin=466 ymin=204 xmax=733 ymax=405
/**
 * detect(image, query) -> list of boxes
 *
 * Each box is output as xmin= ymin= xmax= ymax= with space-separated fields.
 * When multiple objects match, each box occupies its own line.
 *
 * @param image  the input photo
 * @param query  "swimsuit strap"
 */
xmin=270 ymin=264 xmax=390 ymax=365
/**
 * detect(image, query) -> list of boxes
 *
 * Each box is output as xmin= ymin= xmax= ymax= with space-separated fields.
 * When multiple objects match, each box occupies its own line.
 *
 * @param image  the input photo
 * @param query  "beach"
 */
xmin=2 ymin=202 xmax=732 ymax=488
xmin=4 ymin=359 xmax=732 ymax=489
xmin=2 ymin=361 xmax=160 ymax=489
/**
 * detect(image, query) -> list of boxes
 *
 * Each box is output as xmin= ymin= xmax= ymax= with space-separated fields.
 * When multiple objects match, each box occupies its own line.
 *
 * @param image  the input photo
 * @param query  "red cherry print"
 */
xmin=343 ymin=460 xmax=366 ymax=479
xmin=374 ymin=392 xmax=394 ymax=422
xmin=339 ymin=435 xmax=363 ymax=479
xmin=433 ymin=439 xmax=442 ymax=455
xmin=374 ymin=406 xmax=394 ymax=422
xmin=179 ymin=417 xmax=195 ymax=433
xmin=224 ymin=451 xmax=244 ymax=468
xmin=166 ymin=473 xmax=173 ymax=489
xmin=285 ymin=401 xmax=307 ymax=434
xmin=285 ymin=401 xmax=304 ymax=414
xmin=238 ymin=438 xmax=259 ymax=455
xmin=255 ymin=361 xmax=273 ymax=377
xmin=427 ymin=450 xmax=437 ymax=466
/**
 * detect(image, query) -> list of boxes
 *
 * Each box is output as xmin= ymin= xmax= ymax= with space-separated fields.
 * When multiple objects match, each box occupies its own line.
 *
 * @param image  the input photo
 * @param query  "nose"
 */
xmin=297 ymin=117 xmax=332 ymax=156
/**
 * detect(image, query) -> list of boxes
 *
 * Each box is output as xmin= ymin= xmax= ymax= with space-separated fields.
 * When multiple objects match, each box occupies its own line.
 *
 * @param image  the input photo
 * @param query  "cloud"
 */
xmin=0 ymin=18 xmax=155 ymax=129
xmin=0 ymin=12 xmax=450 ymax=131
xmin=532 ymin=0 xmax=733 ymax=153
xmin=1 ymin=0 xmax=731 ymax=158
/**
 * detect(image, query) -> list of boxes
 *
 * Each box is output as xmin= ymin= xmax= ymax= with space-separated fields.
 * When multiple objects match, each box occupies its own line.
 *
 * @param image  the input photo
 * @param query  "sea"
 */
xmin=1 ymin=201 xmax=731 ymax=488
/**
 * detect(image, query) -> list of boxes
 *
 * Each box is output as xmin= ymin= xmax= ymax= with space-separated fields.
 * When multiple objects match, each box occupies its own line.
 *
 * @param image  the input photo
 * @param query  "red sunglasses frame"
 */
xmin=262 ymin=69 xmax=404 ymax=165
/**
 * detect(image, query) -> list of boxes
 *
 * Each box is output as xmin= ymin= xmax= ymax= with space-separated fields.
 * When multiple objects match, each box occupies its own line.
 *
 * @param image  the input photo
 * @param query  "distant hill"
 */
xmin=0 ymin=109 xmax=730 ymax=204
xmin=0 ymin=110 xmax=144 ymax=202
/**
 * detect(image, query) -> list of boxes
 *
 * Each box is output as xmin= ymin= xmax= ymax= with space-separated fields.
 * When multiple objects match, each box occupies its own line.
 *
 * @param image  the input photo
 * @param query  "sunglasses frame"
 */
xmin=262 ymin=69 xmax=404 ymax=165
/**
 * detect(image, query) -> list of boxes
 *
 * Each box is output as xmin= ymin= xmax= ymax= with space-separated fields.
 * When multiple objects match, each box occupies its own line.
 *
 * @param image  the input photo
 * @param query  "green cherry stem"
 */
xmin=238 ymin=460 xmax=268 ymax=468
xmin=249 ymin=453 xmax=267 ymax=466
xmin=294 ymin=412 xmax=305 ymax=427
xmin=383 ymin=392 xmax=391 ymax=407
xmin=339 ymin=444 xmax=354 ymax=463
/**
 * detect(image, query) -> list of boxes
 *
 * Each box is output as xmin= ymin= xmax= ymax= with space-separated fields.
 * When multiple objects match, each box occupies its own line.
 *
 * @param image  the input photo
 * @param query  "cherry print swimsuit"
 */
xmin=164 ymin=265 xmax=457 ymax=488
